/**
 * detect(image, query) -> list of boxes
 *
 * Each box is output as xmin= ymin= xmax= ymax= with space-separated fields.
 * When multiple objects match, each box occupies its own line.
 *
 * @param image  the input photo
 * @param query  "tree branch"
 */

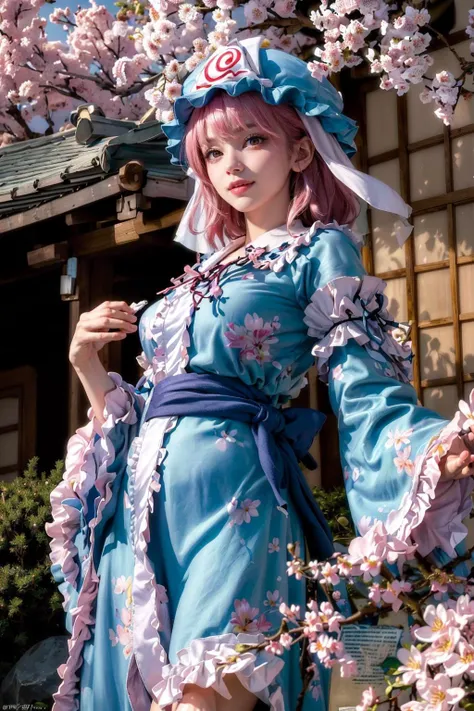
xmin=5 ymin=104 xmax=39 ymax=140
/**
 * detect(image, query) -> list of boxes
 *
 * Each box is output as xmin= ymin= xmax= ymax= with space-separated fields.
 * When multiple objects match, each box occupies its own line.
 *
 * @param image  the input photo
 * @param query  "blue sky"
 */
xmin=45 ymin=0 xmax=119 ymax=41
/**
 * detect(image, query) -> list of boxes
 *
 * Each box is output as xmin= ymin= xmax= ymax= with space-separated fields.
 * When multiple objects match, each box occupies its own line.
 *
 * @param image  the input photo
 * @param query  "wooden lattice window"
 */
xmin=354 ymin=30 xmax=474 ymax=418
xmin=0 ymin=366 xmax=36 ymax=482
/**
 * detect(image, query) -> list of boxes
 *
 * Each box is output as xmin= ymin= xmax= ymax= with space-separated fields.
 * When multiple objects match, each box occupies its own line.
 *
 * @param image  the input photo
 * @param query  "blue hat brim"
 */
xmin=162 ymin=47 xmax=358 ymax=169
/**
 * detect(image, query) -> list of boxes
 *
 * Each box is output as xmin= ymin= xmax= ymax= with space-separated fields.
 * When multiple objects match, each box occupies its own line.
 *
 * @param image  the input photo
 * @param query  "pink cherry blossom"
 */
xmin=264 ymin=590 xmax=282 ymax=610
xmin=286 ymin=559 xmax=305 ymax=580
xmin=216 ymin=429 xmax=244 ymax=451
xmin=224 ymin=313 xmax=280 ymax=365
xmin=400 ymin=703 xmax=427 ymax=711
xmin=385 ymin=427 xmax=413 ymax=449
xmin=268 ymin=537 xmax=280 ymax=553
xmin=356 ymin=686 xmax=378 ymax=711
xmin=444 ymin=639 xmax=474 ymax=677
xmin=415 ymin=604 xmax=458 ymax=643
xmin=457 ymin=398 xmax=474 ymax=432
xmin=240 ymin=498 xmax=261 ymax=522
xmin=121 ymin=607 xmax=132 ymax=627
xmin=320 ymin=562 xmax=340 ymax=586
xmin=310 ymin=633 xmax=333 ymax=665
xmin=230 ymin=598 xmax=260 ymax=633
xmin=279 ymin=602 xmax=300 ymax=621
xmin=417 ymin=673 xmax=465 ymax=711
xmin=453 ymin=594 xmax=474 ymax=626
xmin=339 ymin=656 xmax=357 ymax=677
xmin=279 ymin=632 xmax=293 ymax=649
xmin=394 ymin=446 xmax=415 ymax=476
xmin=425 ymin=627 xmax=460 ymax=666
xmin=116 ymin=624 xmax=133 ymax=658
xmin=397 ymin=645 xmax=427 ymax=685
xmin=227 ymin=497 xmax=260 ymax=526
xmin=265 ymin=640 xmax=284 ymax=655
xmin=114 ymin=575 xmax=132 ymax=595
xmin=368 ymin=582 xmax=382 ymax=604
xmin=381 ymin=579 xmax=412 ymax=612
xmin=256 ymin=613 xmax=272 ymax=632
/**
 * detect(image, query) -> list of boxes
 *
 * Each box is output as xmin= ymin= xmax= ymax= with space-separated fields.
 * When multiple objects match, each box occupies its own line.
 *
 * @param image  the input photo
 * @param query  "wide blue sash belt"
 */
xmin=144 ymin=372 xmax=334 ymax=562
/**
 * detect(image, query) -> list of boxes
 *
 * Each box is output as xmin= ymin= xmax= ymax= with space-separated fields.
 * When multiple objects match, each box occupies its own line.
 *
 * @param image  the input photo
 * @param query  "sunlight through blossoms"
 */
xmin=241 ymin=518 xmax=474 ymax=711
xmin=0 ymin=0 xmax=472 ymax=144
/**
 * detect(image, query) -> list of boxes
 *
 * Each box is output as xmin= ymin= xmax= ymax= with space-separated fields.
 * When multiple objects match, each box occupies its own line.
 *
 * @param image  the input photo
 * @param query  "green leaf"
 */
xmin=381 ymin=656 xmax=401 ymax=676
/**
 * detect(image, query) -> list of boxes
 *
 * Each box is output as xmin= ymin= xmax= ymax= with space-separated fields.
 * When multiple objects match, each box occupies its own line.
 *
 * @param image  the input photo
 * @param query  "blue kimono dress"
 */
xmin=46 ymin=219 xmax=473 ymax=711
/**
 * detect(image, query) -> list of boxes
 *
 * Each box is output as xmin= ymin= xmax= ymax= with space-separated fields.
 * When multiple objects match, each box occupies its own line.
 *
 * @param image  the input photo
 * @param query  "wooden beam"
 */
xmin=415 ymin=260 xmax=449 ymax=274
xmin=27 ymin=241 xmax=69 ymax=268
xmin=70 ymin=220 xmax=141 ymax=256
xmin=443 ymin=121 xmax=464 ymax=400
xmin=421 ymin=375 xmax=457 ymax=389
xmin=116 ymin=192 xmax=151 ymax=221
xmin=0 ymin=175 xmax=123 ymax=236
xmin=142 ymin=177 xmax=189 ymax=201
xmin=367 ymin=124 xmax=474 ymax=167
xmin=65 ymin=205 xmax=114 ymax=226
xmin=376 ymin=267 xmax=407 ymax=280
xmin=133 ymin=207 xmax=185 ymax=234
xmin=411 ymin=186 xmax=474 ymax=214
xmin=397 ymin=94 xmax=421 ymax=399
xmin=418 ymin=316 xmax=453 ymax=329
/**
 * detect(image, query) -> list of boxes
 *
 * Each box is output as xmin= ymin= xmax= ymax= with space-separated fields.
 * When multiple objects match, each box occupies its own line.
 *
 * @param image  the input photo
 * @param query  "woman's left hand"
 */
xmin=439 ymin=425 xmax=474 ymax=481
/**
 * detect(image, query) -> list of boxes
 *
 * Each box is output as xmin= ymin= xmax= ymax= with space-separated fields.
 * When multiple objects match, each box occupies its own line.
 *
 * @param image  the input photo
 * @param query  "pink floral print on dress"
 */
xmin=224 ymin=313 xmax=281 ymax=367
xmin=227 ymin=497 xmax=261 ymax=527
xmin=109 ymin=575 xmax=133 ymax=659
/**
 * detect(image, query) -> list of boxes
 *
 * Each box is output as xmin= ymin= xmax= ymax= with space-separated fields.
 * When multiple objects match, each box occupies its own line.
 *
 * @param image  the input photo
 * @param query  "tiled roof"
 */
xmin=0 ymin=113 xmax=186 ymax=218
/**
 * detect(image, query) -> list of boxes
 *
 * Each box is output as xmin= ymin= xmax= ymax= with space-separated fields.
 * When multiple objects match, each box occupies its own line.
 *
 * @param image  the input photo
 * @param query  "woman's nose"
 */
xmin=226 ymin=156 xmax=244 ymax=174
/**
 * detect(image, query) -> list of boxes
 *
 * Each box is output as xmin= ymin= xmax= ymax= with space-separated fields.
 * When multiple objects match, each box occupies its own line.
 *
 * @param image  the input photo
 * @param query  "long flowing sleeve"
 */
xmin=292 ymin=226 xmax=473 ymax=558
xmin=45 ymin=309 xmax=155 ymax=628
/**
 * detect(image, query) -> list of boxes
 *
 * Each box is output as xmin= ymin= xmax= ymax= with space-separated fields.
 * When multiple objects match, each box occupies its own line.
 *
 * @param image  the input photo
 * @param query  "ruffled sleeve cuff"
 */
xmin=45 ymin=372 xmax=142 ymax=602
xmin=387 ymin=409 xmax=474 ymax=559
xmin=151 ymin=633 xmax=284 ymax=710
xmin=90 ymin=371 xmax=142 ymax=427
xmin=303 ymin=275 xmax=413 ymax=384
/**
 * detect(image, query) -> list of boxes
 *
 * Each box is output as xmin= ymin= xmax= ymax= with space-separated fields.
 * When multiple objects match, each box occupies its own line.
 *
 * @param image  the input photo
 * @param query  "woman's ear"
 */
xmin=291 ymin=136 xmax=315 ymax=173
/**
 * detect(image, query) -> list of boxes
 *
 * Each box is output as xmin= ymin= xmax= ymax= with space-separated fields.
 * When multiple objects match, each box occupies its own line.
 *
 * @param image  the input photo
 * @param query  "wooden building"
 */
xmin=0 ymin=106 xmax=194 ymax=480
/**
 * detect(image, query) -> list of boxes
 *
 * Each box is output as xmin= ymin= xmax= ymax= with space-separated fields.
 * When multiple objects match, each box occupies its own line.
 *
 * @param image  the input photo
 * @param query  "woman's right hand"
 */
xmin=69 ymin=300 xmax=138 ymax=371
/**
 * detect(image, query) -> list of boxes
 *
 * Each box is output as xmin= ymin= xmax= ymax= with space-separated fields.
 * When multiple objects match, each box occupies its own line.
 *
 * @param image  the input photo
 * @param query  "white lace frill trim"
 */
xmin=45 ymin=373 xmax=142 ymax=711
xmin=387 ymin=400 xmax=474 ymax=558
xmin=151 ymin=633 xmax=285 ymax=710
xmin=303 ymin=274 xmax=413 ymax=384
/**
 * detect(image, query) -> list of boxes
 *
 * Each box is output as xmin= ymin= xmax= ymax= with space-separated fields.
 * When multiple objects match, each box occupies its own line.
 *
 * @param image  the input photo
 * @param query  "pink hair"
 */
xmin=183 ymin=91 xmax=360 ymax=250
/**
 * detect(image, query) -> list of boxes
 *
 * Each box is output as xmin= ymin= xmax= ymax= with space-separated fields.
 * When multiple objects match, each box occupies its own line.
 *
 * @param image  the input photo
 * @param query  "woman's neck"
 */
xmin=243 ymin=190 xmax=291 ymax=246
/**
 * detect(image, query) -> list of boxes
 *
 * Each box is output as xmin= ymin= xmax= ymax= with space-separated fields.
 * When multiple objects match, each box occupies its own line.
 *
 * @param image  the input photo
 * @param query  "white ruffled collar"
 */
xmin=199 ymin=219 xmax=307 ymax=273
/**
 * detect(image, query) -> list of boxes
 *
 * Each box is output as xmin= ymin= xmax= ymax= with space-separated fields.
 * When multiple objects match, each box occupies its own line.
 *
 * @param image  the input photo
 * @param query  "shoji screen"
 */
xmin=358 ymin=21 xmax=474 ymax=419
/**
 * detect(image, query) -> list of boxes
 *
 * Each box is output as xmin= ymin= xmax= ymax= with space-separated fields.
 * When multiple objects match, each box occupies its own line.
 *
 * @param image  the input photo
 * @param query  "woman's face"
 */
xmin=201 ymin=122 xmax=303 ymax=222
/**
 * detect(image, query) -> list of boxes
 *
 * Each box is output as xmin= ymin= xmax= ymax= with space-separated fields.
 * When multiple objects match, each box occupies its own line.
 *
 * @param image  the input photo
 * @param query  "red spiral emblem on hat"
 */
xmin=196 ymin=47 xmax=247 ymax=89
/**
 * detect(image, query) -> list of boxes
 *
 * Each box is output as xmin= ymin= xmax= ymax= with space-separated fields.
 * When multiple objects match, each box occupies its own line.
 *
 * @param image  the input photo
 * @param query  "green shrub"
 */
xmin=312 ymin=485 xmax=355 ymax=544
xmin=0 ymin=458 xmax=65 ymax=680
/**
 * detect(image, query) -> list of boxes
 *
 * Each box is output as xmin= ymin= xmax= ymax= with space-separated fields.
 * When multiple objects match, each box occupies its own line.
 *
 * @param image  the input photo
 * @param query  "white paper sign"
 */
xmin=329 ymin=625 xmax=402 ymax=711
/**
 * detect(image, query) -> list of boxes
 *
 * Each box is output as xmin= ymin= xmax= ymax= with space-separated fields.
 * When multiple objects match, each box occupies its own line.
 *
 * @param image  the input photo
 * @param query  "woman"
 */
xmin=47 ymin=37 xmax=474 ymax=711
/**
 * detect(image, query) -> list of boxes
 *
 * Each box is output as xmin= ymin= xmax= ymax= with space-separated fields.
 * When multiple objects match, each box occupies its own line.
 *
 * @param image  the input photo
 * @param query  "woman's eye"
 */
xmin=205 ymin=148 xmax=221 ymax=160
xmin=246 ymin=135 xmax=266 ymax=147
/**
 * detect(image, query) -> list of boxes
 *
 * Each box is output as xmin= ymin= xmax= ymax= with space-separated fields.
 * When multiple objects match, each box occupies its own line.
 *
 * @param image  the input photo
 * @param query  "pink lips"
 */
xmin=229 ymin=181 xmax=254 ymax=195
